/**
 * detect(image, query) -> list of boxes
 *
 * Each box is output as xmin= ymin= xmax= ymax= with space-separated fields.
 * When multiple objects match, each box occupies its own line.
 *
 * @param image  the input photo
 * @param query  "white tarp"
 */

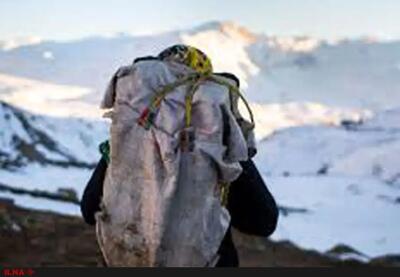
xmin=96 ymin=60 xmax=252 ymax=266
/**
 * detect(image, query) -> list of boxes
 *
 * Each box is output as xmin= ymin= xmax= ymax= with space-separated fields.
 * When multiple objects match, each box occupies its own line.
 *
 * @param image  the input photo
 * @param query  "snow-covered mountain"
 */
xmin=1 ymin=21 xmax=400 ymax=110
xmin=0 ymin=21 xmax=399 ymax=259
xmin=0 ymin=100 xmax=106 ymax=170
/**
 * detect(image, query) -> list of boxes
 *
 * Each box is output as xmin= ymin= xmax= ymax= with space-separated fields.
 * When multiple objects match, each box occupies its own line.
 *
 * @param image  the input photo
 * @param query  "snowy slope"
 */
xmin=267 ymin=176 xmax=400 ymax=258
xmin=0 ymin=100 xmax=107 ymax=169
xmin=254 ymin=108 xmax=400 ymax=257
xmin=0 ymin=98 xmax=107 ymax=214
xmin=255 ymin=107 xmax=400 ymax=186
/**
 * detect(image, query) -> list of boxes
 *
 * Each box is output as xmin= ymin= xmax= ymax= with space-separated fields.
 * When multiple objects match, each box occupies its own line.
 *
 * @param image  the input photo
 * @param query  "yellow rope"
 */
xmin=151 ymin=73 xmax=199 ymax=109
xmin=184 ymin=76 xmax=206 ymax=127
xmin=207 ymin=75 xmax=255 ymax=128
xmin=141 ymin=72 xmax=254 ymax=133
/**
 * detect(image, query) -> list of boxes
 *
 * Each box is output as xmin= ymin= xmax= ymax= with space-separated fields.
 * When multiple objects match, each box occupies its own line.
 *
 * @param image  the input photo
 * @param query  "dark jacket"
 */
xmin=81 ymin=158 xmax=278 ymax=267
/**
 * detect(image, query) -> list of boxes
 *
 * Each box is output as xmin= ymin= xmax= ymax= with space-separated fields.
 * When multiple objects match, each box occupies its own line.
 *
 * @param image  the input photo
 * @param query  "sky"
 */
xmin=1 ymin=0 xmax=400 ymax=41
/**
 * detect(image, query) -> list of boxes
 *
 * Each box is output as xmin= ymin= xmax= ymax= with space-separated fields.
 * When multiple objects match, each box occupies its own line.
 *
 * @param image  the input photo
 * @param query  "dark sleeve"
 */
xmin=227 ymin=159 xmax=279 ymax=237
xmin=216 ymin=226 xmax=239 ymax=267
xmin=80 ymin=158 xmax=107 ymax=225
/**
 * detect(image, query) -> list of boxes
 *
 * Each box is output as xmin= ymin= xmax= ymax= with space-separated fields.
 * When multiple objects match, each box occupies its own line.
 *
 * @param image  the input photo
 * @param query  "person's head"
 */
xmin=158 ymin=44 xmax=213 ymax=75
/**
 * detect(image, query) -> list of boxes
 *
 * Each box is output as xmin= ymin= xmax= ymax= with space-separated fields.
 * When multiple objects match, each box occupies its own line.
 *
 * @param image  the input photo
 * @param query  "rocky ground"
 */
xmin=0 ymin=198 xmax=399 ymax=267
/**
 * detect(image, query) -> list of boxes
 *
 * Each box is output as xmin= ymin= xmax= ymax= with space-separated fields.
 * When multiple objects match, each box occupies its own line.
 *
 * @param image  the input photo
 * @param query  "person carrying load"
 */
xmin=81 ymin=44 xmax=278 ymax=267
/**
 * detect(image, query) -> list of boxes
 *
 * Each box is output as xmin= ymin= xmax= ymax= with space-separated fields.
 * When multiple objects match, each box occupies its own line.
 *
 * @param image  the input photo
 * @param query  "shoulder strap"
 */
xmin=133 ymin=56 xmax=159 ymax=64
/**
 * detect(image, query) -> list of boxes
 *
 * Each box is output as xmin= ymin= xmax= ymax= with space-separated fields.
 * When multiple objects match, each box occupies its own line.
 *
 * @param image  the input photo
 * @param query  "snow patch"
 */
xmin=42 ymin=51 xmax=54 ymax=60
xmin=266 ymin=176 xmax=400 ymax=258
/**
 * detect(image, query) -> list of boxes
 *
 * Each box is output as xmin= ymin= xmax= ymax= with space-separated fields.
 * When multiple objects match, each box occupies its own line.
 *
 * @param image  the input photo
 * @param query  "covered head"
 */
xmin=158 ymin=44 xmax=213 ymax=75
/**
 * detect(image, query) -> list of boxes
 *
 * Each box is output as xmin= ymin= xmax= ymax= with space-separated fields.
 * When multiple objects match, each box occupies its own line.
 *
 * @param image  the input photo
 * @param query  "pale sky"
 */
xmin=1 ymin=0 xmax=400 ymax=41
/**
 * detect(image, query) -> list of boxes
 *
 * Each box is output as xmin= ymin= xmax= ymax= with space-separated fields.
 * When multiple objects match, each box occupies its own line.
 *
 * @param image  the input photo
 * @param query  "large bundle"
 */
xmin=96 ymin=52 xmax=254 ymax=266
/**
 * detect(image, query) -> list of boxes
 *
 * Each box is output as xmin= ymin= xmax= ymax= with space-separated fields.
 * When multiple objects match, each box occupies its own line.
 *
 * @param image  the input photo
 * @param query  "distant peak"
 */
xmin=187 ymin=21 xmax=258 ymax=42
